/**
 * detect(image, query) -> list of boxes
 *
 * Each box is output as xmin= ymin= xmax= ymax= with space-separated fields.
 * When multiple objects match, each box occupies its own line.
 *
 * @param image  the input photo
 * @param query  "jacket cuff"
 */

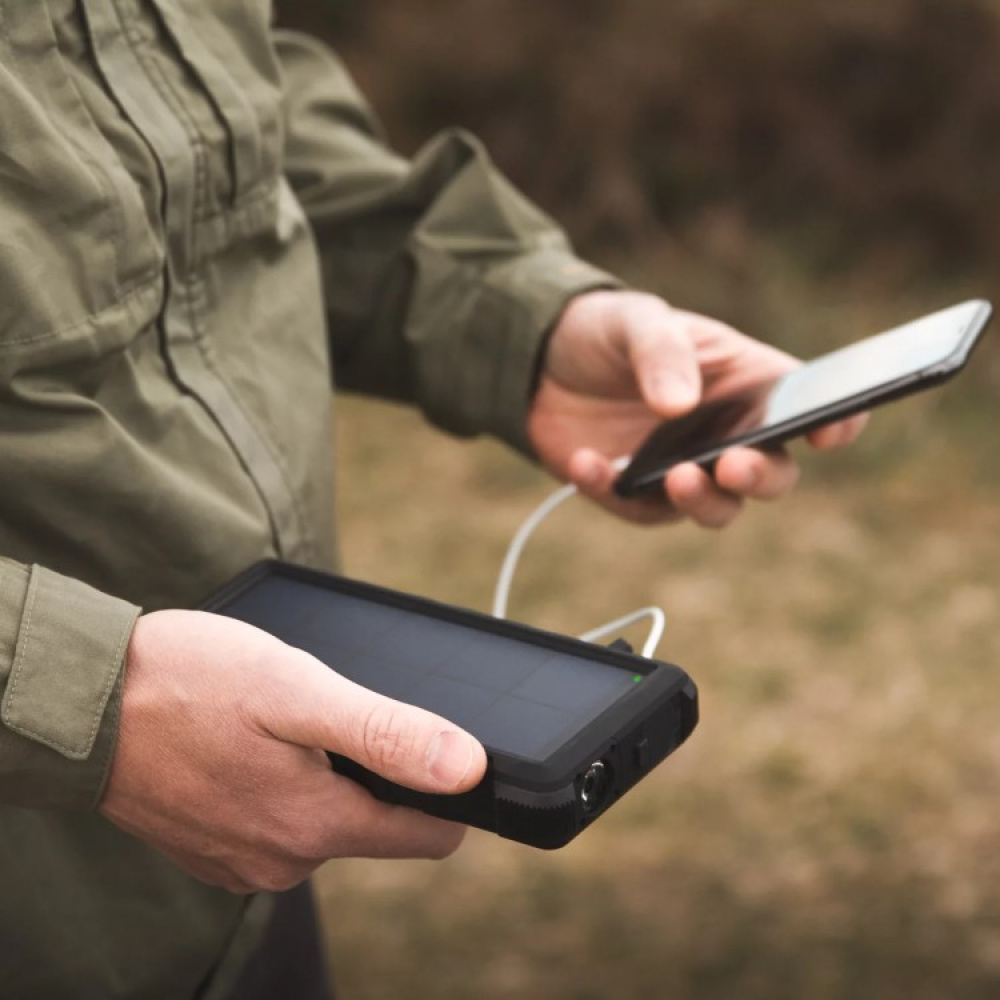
xmin=414 ymin=248 xmax=622 ymax=457
xmin=0 ymin=561 xmax=141 ymax=810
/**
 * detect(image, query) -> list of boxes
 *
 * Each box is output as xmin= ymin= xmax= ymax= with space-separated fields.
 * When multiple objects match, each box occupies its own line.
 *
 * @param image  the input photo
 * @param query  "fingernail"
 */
xmin=427 ymin=731 xmax=475 ymax=788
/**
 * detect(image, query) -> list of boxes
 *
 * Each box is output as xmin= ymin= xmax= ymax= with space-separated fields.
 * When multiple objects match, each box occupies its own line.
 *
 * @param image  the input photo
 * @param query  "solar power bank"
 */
xmin=202 ymin=561 xmax=698 ymax=849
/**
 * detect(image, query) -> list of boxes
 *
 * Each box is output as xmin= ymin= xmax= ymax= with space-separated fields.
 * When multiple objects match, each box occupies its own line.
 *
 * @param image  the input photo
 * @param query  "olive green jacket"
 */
xmin=0 ymin=2 xmax=613 ymax=998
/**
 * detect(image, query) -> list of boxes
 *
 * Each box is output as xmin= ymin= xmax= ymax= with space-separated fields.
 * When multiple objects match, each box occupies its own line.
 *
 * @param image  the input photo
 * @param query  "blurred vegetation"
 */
xmin=272 ymin=3 xmax=1000 ymax=999
xmin=278 ymin=2 xmax=1000 ymax=357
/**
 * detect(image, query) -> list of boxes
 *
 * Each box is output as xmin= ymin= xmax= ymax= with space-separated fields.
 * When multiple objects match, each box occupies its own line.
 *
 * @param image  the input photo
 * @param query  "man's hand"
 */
xmin=528 ymin=290 xmax=866 ymax=527
xmin=99 ymin=611 xmax=487 ymax=894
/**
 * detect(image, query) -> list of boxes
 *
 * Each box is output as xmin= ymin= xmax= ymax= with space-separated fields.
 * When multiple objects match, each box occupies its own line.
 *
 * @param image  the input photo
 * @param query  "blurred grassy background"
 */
xmin=277 ymin=3 xmax=1000 ymax=997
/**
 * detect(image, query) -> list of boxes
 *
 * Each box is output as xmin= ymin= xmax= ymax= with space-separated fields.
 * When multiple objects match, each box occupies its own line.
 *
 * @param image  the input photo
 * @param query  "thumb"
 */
xmin=260 ymin=651 xmax=488 ymax=795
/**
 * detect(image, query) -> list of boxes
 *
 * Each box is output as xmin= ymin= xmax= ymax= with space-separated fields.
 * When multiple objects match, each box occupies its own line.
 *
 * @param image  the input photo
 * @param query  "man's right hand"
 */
xmin=98 ymin=610 xmax=487 ymax=894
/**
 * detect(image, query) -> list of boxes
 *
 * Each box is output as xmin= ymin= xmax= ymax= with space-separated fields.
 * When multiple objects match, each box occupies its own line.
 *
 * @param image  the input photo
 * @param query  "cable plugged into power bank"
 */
xmin=492 ymin=457 xmax=667 ymax=658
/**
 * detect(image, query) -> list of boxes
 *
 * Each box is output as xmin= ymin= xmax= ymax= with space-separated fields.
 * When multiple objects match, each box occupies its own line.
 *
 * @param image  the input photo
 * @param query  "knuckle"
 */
xmin=250 ymin=862 xmax=309 ymax=894
xmin=218 ymin=875 xmax=255 ymax=895
xmin=357 ymin=703 xmax=417 ymax=775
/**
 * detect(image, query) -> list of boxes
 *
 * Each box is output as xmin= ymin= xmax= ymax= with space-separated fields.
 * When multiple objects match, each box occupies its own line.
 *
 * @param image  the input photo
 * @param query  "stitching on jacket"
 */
xmin=88 ymin=638 xmax=127 ymax=810
xmin=2 ymin=571 xmax=133 ymax=759
xmin=82 ymin=606 xmax=135 ymax=761
xmin=112 ymin=3 xmax=311 ymax=561
xmin=0 ymin=272 xmax=162 ymax=349
xmin=2 ymin=571 xmax=42 ymax=743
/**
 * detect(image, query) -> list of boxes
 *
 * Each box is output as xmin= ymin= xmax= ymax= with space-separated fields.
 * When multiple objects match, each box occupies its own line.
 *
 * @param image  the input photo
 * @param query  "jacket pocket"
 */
xmin=0 ymin=2 xmax=163 ymax=374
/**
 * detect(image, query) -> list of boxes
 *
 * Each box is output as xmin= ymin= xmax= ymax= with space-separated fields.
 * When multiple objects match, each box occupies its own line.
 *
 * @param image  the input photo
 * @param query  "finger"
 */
xmin=806 ymin=412 xmax=869 ymax=450
xmin=568 ymin=448 xmax=685 ymax=526
xmin=311 ymin=774 xmax=470 ymax=861
xmin=260 ymin=769 xmax=470 ymax=864
xmin=664 ymin=463 xmax=744 ymax=529
xmin=714 ymin=447 xmax=801 ymax=501
xmin=617 ymin=297 xmax=702 ymax=418
xmin=257 ymin=659 xmax=488 ymax=796
xmin=158 ymin=846 xmax=258 ymax=895
xmin=160 ymin=774 xmax=468 ymax=887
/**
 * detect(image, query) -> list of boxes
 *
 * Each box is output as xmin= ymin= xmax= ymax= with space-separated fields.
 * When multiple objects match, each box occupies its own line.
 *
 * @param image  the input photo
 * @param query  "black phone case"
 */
xmin=201 ymin=561 xmax=699 ymax=850
xmin=616 ymin=298 xmax=992 ymax=499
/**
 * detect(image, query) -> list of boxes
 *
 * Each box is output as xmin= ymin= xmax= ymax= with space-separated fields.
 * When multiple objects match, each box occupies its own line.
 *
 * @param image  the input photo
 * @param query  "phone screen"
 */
xmin=763 ymin=302 xmax=981 ymax=424
xmin=220 ymin=576 xmax=642 ymax=762
xmin=617 ymin=300 xmax=990 ymax=495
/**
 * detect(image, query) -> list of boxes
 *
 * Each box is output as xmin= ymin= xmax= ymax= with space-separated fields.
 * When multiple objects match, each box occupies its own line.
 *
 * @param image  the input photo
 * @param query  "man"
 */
xmin=0 ymin=6 xmax=862 ymax=999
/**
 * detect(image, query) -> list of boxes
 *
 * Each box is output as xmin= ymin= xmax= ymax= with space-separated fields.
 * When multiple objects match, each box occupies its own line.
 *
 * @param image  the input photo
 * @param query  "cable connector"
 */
xmin=605 ymin=638 xmax=634 ymax=654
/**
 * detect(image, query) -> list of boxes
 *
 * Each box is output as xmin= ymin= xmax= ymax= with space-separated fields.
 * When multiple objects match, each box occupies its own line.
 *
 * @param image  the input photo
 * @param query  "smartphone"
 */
xmin=615 ymin=299 xmax=992 ymax=499
xmin=201 ymin=561 xmax=698 ymax=850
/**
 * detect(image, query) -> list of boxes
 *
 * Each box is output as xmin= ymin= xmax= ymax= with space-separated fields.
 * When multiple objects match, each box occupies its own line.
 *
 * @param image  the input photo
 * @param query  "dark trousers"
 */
xmin=227 ymin=882 xmax=335 ymax=1000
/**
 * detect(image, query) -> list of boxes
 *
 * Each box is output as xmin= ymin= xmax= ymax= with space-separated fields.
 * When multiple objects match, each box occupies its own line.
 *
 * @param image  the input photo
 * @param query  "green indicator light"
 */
xmin=632 ymin=674 xmax=643 ymax=684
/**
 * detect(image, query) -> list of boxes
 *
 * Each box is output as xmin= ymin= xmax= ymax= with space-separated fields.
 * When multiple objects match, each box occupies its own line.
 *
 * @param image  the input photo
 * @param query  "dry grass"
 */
xmin=314 ymin=284 xmax=1000 ymax=999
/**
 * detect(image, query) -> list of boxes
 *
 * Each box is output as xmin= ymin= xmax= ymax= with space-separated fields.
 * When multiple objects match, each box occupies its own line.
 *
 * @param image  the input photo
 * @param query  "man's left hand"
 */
xmin=528 ymin=290 xmax=866 ymax=528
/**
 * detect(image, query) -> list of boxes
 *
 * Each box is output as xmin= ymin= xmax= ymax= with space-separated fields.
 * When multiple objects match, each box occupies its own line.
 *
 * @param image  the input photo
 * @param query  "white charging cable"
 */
xmin=577 ymin=606 xmax=666 ymax=655
xmin=491 ymin=459 xmax=667 ymax=658
xmin=491 ymin=482 xmax=577 ymax=620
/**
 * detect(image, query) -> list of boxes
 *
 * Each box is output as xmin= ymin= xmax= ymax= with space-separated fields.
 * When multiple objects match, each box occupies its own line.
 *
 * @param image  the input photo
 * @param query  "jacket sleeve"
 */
xmin=275 ymin=30 xmax=621 ymax=456
xmin=0 ymin=558 xmax=140 ymax=810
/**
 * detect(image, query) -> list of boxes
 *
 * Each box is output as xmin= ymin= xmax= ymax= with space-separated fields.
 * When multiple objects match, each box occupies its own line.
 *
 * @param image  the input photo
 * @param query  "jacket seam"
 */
xmin=118 ymin=0 xmax=211 ymax=273
xmin=110 ymin=2 xmax=311 ymax=561
xmin=186 ymin=274 xmax=315 ymax=562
